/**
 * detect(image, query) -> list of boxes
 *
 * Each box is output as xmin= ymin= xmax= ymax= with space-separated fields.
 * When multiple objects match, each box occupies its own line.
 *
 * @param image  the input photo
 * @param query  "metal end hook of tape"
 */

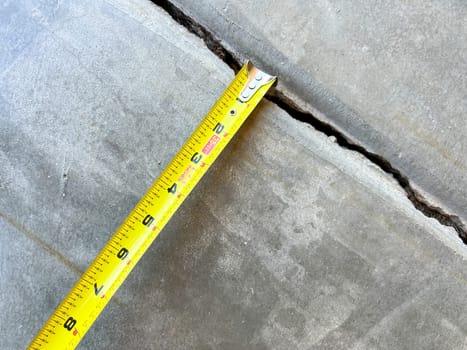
xmin=238 ymin=61 xmax=276 ymax=103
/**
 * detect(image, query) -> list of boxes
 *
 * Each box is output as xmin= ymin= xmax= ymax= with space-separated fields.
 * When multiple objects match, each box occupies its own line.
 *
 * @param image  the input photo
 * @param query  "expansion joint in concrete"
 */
xmin=0 ymin=211 xmax=126 ymax=306
xmin=150 ymin=0 xmax=467 ymax=244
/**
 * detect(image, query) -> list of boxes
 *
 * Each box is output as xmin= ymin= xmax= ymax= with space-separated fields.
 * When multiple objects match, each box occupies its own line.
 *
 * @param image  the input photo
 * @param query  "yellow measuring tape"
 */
xmin=27 ymin=62 xmax=275 ymax=349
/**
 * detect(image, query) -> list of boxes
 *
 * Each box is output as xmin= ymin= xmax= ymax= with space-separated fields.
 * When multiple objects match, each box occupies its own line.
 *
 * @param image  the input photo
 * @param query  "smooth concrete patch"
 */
xmin=1 ymin=1 xmax=466 ymax=349
xmin=170 ymin=0 xmax=467 ymax=228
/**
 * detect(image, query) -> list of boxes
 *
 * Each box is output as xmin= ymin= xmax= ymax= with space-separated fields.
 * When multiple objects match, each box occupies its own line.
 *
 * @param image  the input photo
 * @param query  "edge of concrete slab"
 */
xmin=148 ymin=0 xmax=467 ymax=245
xmin=260 ymin=100 xmax=467 ymax=260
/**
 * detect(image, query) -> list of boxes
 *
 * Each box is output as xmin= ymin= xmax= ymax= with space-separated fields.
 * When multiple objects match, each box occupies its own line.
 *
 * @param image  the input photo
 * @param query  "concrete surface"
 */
xmin=170 ymin=0 xmax=467 ymax=228
xmin=1 ymin=0 xmax=466 ymax=349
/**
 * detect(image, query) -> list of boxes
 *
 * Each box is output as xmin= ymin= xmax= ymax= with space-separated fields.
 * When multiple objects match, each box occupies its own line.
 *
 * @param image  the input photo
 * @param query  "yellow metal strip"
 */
xmin=27 ymin=62 xmax=275 ymax=350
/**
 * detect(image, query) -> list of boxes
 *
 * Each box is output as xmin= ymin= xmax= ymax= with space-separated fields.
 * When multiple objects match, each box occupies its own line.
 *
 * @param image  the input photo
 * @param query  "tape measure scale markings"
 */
xmin=27 ymin=61 xmax=276 ymax=350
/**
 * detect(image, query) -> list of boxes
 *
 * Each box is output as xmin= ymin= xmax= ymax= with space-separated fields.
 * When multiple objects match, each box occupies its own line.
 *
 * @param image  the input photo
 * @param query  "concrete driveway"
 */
xmin=1 ymin=1 xmax=466 ymax=349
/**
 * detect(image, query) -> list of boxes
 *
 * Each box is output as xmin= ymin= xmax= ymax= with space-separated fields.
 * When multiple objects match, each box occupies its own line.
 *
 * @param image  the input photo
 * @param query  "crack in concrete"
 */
xmin=267 ymin=90 xmax=467 ymax=244
xmin=150 ymin=0 xmax=467 ymax=244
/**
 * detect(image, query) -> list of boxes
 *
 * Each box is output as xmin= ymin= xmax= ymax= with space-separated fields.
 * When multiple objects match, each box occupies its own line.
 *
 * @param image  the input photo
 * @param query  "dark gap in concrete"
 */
xmin=268 ymin=90 xmax=467 ymax=244
xmin=150 ymin=0 xmax=241 ymax=72
xmin=150 ymin=0 xmax=467 ymax=244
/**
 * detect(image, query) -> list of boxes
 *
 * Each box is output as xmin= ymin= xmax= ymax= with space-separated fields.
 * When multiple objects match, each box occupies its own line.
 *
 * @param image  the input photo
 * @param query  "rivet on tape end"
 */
xmin=238 ymin=61 xmax=275 ymax=103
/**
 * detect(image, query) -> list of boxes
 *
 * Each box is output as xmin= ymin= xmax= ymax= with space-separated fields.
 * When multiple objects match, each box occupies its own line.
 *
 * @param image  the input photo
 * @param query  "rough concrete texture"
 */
xmin=1 ymin=0 xmax=466 ymax=349
xmin=170 ymin=0 xmax=467 ymax=229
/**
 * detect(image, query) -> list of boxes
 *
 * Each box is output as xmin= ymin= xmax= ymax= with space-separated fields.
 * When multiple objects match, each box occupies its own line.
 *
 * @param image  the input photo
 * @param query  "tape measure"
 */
xmin=27 ymin=62 xmax=275 ymax=349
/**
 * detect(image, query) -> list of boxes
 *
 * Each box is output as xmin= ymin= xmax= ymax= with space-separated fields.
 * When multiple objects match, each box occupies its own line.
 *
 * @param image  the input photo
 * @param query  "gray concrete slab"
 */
xmin=0 ymin=214 xmax=147 ymax=349
xmin=169 ymin=0 xmax=467 ymax=228
xmin=1 ymin=0 xmax=466 ymax=349
xmin=0 ymin=0 xmax=230 ymax=271
xmin=0 ymin=0 xmax=59 ymax=75
xmin=0 ymin=216 xmax=77 ymax=350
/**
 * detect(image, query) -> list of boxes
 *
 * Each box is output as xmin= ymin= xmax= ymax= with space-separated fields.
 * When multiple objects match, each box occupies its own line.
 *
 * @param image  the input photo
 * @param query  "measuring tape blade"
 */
xmin=27 ymin=61 xmax=275 ymax=350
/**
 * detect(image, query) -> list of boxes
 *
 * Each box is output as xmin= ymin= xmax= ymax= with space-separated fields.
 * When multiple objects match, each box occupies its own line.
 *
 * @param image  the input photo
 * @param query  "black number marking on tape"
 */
xmin=191 ymin=152 xmax=202 ymax=164
xmin=117 ymin=248 xmax=129 ymax=260
xmin=63 ymin=317 xmax=77 ymax=331
xmin=94 ymin=283 xmax=103 ymax=296
xmin=213 ymin=123 xmax=224 ymax=134
xmin=142 ymin=214 xmax=154 ymax=227
xmin=168 ymin=183 xmax=177 ymax=194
